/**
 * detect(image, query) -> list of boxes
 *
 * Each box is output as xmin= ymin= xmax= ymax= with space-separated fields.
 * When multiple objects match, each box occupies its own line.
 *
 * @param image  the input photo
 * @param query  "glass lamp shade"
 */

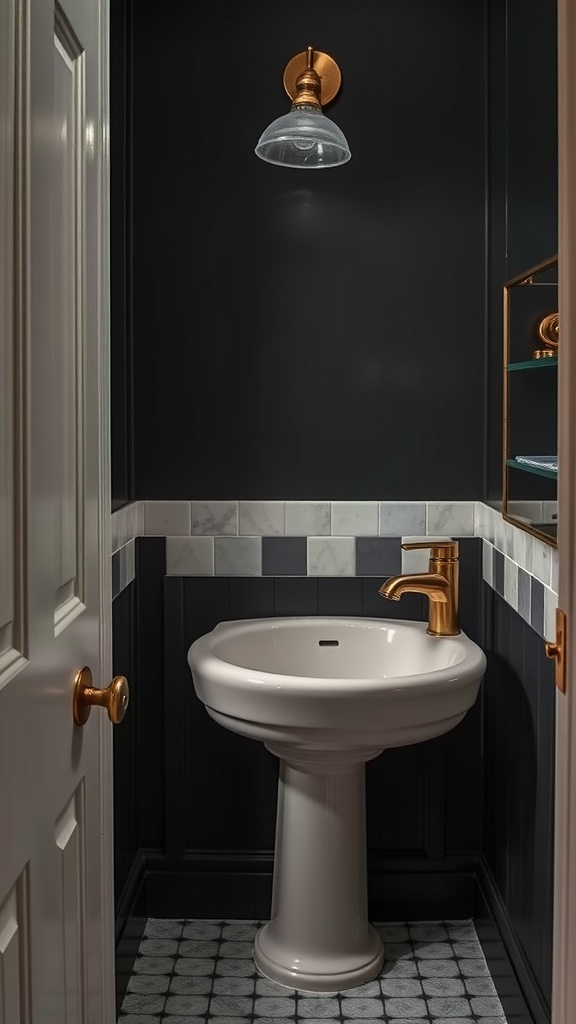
xmin=255 ymin=105 xmax=351 ymax=169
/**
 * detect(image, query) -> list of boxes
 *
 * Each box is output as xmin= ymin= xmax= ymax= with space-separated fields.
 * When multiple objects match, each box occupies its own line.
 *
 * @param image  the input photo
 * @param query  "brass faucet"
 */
xmin=379 ymin=541 xmax=460 ymax=637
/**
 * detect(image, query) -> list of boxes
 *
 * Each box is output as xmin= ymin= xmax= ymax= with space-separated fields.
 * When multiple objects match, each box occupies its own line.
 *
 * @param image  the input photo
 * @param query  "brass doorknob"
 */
xmin=73 ymin=666 xmax=129 ymax=726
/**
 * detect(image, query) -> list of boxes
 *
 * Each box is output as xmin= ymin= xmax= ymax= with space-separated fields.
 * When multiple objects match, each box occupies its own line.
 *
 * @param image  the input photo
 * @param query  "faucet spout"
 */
xmin=378 ymin=541 xmax=461 ymax=637
xmin=379 ymin=573 xmax=449 ymax=603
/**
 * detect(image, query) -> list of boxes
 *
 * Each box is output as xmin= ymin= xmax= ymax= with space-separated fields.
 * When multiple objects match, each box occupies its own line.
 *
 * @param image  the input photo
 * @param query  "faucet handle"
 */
xmin=401 ymin=540 xmax=459 ymax=560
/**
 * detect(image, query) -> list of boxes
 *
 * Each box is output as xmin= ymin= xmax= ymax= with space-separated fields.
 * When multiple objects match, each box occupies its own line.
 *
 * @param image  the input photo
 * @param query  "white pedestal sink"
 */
xmin=188 ymin=616 xmax=485 ymax=992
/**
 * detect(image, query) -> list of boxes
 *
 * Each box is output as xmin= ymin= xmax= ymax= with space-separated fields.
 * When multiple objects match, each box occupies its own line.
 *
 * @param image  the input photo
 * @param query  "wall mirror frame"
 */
xmin=503 ymin=253 xmax=558 ymax=547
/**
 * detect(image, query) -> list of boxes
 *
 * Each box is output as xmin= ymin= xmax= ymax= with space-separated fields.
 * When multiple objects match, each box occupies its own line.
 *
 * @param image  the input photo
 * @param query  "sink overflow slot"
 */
xmin=319 ymin=640 xmax=339 ymax=647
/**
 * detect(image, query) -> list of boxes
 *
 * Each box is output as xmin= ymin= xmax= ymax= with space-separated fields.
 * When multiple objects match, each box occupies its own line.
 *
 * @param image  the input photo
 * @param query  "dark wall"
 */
xmin=486 ymin=0 xmax=558 ymax=499
xmin=482 ymin=583 xmax=556 ymax=1014
xmin=128 ymin=0 xmax=486 ymax=501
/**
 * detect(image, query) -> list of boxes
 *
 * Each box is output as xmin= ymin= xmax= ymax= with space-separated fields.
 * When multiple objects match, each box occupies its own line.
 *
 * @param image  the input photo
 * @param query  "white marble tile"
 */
xmin=112 ymin=506 xmax=128 ymax=551
xmin=135 ymin=500 xmax=145 ymax=537
xmin=379 ymin=503 xmax=426 ymax=537
xmin=166 ymin=537 xmax=214 ymax=575
xmin=493 ymin=513 xmax=506 ymax=554
xmin=125 ymin=538 xmax=136 ymax=586
xmin=504 ymin=556 xmax=518 ymax=610
xmin=215 ymin=537 xmax=262 ymax=576
xmin=551 ymin=548 xmax=559 ymax=594
xmin=192 ymin=501 xmax=238 ymax=536
xmin=508 ymin=500 xmax=543 ymax=524
xmin=307 ymin=537 xmax=355 ymax=576
xmin=502 ymin=520 xmax=516 ymax=559
xmin=145 ymin=501 xmax=191 ymax=536
xmin=512 ymin=523 xmax=531 ymax=570
xmin=482 ymin=541 xmax=493 ymax=586
xmin=124 ymin=502 xmax=137 ymax=542
xmin=531 ymin=538 xmax=552 ymax=586
xmin=238 ymin=502 xmax=284 ymax=536
xmin=400 ymin=537 xmax=450 ymax=574
xmin=331 ymin=502 xmax=378 ymax=537
xmin=426 ymin=502 xmax=475 ymax=537
xmin=285 ymin=502 xmax=330 ymax=536
xmin=474 ymin=502 xmax=486 ymax=539
xmin=544 ymin=586 xmax=558 ymax=642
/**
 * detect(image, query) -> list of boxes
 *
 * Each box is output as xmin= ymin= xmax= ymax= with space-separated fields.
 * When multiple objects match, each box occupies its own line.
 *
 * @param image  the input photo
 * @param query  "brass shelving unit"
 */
xmin=503 ymin=255 xmax=558 ymax=547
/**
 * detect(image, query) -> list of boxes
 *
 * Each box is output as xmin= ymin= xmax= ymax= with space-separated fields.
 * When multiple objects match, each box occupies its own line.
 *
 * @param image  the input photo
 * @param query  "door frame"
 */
xmin=94 ymin=0 xmax=115 ymax=1016
xmin=552 ymin=1 xmax=576 ymax=1020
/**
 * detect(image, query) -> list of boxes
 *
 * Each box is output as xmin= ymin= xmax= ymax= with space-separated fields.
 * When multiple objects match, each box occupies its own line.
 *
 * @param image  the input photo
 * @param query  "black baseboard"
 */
xmin=476 ymin=855 xmax=550 ymax=1024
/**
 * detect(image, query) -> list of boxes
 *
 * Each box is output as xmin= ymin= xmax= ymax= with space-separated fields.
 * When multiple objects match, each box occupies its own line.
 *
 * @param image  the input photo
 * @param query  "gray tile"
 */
xmin=174 ymin=957 xmax=215 ymax=975
xmin=127 ymin=974 xmax=171 ymax=994
xmin=445 ymin=923 xmax=475 ymax=941
xmin=416 ymin=960 xmax=459 ymax=977
xmin=214 ymin=537 xmax=262 ymax=576
xmin=161 ymin=1019 xmax=209 ymax=1024
xmin=340 ymin=981 xmax=381 ymax=997
xmin=262 ymin=537 xmax=307 ymax=576
xmin=164 ymin=995 xmax=210 ymax=1015
xmin=492 ymin=548 xmax=504 ymax=597
xmin=253 ymin=996 xmax=296 ymax=1016
xmin=138 ymin=938 xmax=179 ymax=957
xmin=382 ymin=997 xmax=428 ymax=1018
xmin=355 ymin=538 xmax=401 ymax=576
xmin=379 ymin=503 xmax=426 ymax=537
xmin=413 ymin=942 xmax=454 ymax=959
xmin=340 ymin=998 xmax=384 ymax=1017
xmin=382 ymin=942 xmax=413 ymax=961
xmin=118 ymin=1016 xmax=165 ymax=1024
xmin=530 ymin=575 xmax=545 ymax=636
xmin=222 ymin=922 xmax=260 ymax=941
xmin=256 ymin=978 xmax=291 ymax=996
xmin=178 ymin=939 xmax=219 ymax=957
xmin=380 ymin=979 xmax=423 ymax=997
xmin=380 ymin=960 xmax=419 ymax=978
xmin=409 ymin=924 xmax=448 ymax=942
xmin=166 ymin=537 xmax=214 ymax=575
xmin=133 ymin=956 xmax=174 ymax=974
xmin=517 ymin=567 xmax=531 ymax=623
xmin=121 ymin=993 xmax=166 ymax=1014
xmin=218 ymin=940 xmax=254 ymax=958
xmin=332 ymin=502 xmax=378 ymax=536
xmin=307 ymin=537 xmax=355 ymax=576
xmin=145 ymin=500 xmax=191 ymax=536
xmin=426 ymin=996 xmax=473 ymax=1017
xmin=215 ymin=959 xmax=256 ymax=977
xmin=421 ymin=978 xmax=464 ymax=996
xmin=170 ymin=975 xmax=213 ymax=994
xmin=455 ymin=960 xmax=488 ymax=977
xmin=464 ymin=977 xmax=496 ymax=995
xmin=451 ymin=941 xmax=482 ymax=958
xmin=192 ymin=501 xmax=238 ymax=536
xmin=285 ymin=502 xmax=331 ymax=536
xmin=210 ymin=995 xmax=255 ymax=1015
xmin=376 ymin=925 xmax=410 ymax=942
xmin=182 ymin=921 xmax=221 ymax=940
xmin=239 ymin=502 xmax=285 ymax=536
xmin=504 ymin=556 xmax=518 ymax=609
xmin=213 ymin=977 xmax=255 ymax=996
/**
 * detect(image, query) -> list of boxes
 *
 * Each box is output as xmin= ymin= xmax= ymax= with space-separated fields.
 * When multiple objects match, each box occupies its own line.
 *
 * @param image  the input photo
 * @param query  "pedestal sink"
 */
xmin=187 ymin=616 xmax=485 ymax=992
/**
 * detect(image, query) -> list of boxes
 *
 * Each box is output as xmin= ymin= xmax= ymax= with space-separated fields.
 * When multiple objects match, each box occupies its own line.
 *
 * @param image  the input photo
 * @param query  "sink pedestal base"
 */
xmin=255 ymin=747 xmax=384 ymax=992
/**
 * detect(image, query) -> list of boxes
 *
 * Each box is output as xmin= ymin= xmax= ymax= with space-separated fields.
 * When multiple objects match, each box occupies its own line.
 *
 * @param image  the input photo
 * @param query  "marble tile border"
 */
xmin=110 ymin=500 xmax=559 ymax=642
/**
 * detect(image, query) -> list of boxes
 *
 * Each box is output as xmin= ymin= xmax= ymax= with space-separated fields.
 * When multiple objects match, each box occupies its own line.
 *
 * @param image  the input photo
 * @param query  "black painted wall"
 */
xmin=486 ymin=0 xmax=558 ymax=499
xmin=126 ymin=0 xmax=486 ymax=500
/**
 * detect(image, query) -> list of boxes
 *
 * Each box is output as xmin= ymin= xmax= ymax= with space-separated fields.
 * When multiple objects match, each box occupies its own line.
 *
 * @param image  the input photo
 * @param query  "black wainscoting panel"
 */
xmin=130 ymin=0 xmax=485 ymax=500
xmin=112 ymin=581 xmax=137 ymax=917
xmin=482 ymin=582 xmax=555 ymax=1011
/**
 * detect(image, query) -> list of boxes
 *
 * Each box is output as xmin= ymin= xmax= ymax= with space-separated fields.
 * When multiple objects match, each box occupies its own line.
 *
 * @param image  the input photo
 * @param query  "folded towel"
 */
xmin=515 ymin=455 xmax=558 ymax=472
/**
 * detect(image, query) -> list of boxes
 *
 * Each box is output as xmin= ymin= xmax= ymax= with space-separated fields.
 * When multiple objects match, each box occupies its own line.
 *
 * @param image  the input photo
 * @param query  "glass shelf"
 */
xmin=507 ymin=357 xmax=557 ymax=371
xmin=507 ymin=458 xmax=558 ymax=481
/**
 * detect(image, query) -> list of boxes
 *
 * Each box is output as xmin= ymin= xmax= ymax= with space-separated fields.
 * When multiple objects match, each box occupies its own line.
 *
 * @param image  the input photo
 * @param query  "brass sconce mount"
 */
xmin=283 ymin=47 xmax=342 ymax=109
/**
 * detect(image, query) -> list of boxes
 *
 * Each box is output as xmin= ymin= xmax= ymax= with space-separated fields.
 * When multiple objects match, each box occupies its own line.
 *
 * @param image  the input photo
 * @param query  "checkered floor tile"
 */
xmin=118 ymin=919 xmax=507 ymax=1023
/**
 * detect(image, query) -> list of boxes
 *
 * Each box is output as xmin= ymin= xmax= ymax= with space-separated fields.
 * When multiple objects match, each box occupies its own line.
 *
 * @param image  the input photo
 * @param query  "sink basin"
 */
xmin=190 ymin=616 xmax=485 ymax=750
xmin=188 ymin=616 xmax=485 ymax=993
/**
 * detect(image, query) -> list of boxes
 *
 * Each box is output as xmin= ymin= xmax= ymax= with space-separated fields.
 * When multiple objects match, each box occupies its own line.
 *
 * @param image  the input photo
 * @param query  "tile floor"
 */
xmin=118 ymin=919 xmax=508 ymax=1023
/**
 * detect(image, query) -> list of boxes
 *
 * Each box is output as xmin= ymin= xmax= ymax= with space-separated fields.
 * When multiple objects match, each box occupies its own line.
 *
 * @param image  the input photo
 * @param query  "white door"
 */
xmin=0 ymin=0 xmax=115 ymax=1019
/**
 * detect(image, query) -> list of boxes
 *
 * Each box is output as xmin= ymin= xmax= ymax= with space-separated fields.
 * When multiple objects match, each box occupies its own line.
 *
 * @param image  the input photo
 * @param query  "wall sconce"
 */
xmin=255 ymin=46 xmax=351 ymax=169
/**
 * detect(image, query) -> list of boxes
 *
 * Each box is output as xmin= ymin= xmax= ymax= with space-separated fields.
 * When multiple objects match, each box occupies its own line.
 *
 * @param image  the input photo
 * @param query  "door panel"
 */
xmin=0 ymin=0 xmax=26 ymax=686
xmin=0 ymin=0 xmax=113 ymax=1019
